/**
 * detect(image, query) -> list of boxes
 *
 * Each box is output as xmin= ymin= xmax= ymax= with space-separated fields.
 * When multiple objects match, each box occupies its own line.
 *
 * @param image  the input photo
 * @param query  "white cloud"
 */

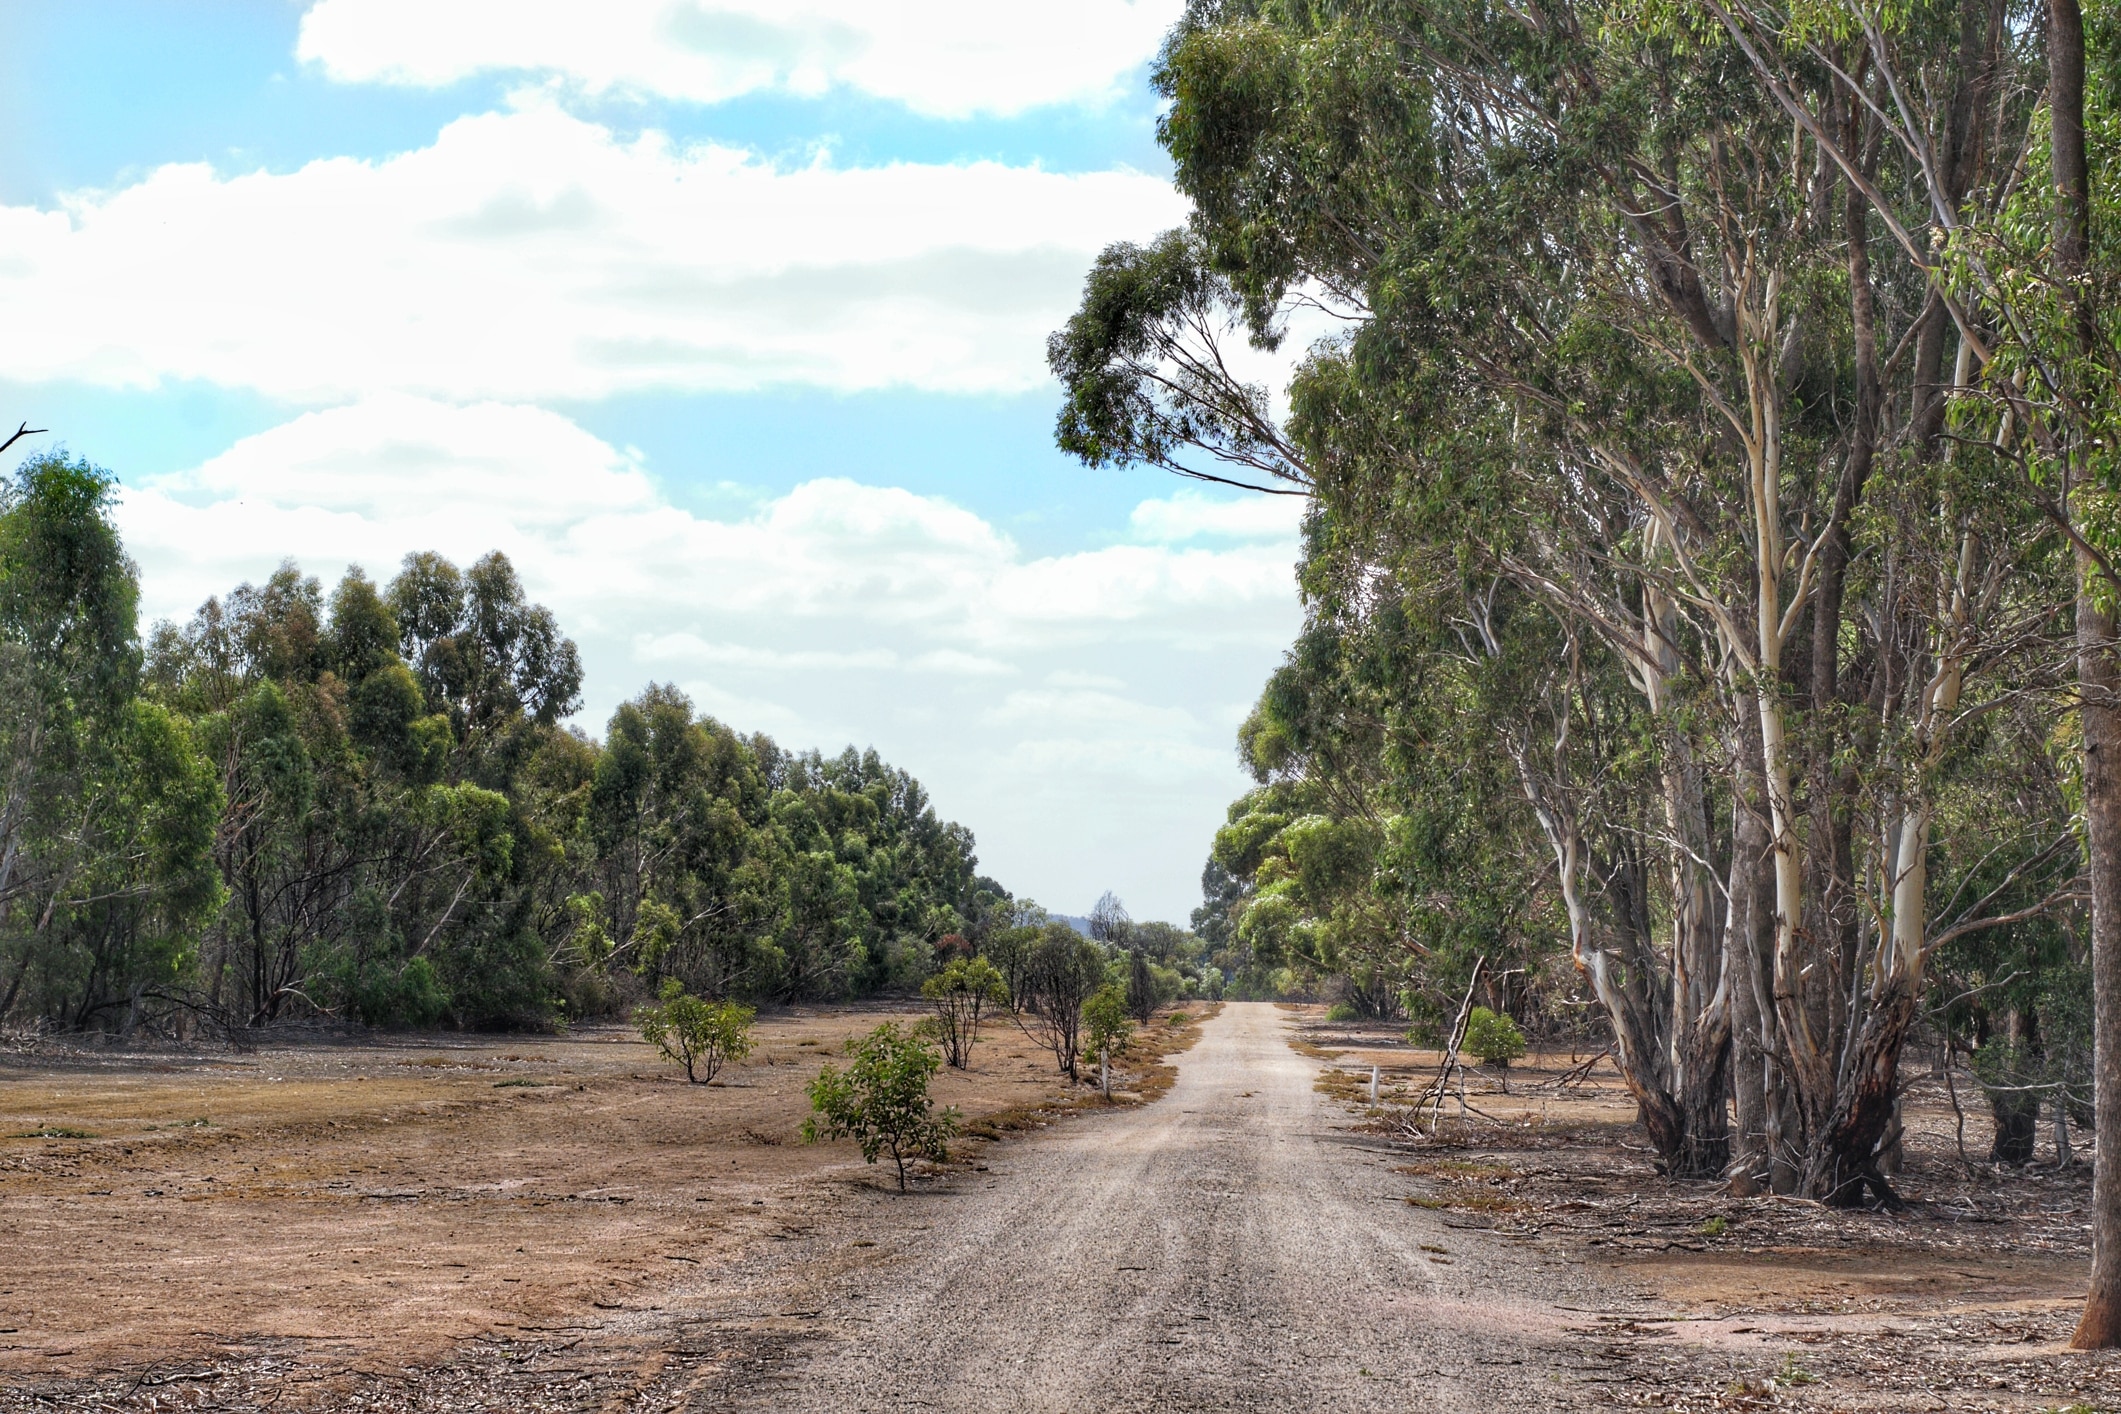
xmin=1128 ymin=490 xmax=1309 ymax=543
xmin=0 ymin=100 xmax=1187 ymax=402
xmin=116 ymin=397 xmax=1300 ymax=919
xmin=297 ymin=0 xmax=1184 ymax=118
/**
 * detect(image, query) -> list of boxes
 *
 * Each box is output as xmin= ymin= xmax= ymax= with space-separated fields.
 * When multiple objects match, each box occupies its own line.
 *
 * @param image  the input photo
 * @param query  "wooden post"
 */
xmin=1101 ymin=1045 xmax=1110 ymax=1100
xmin=1369 ymin=1065 xmax=1379 ymax=1106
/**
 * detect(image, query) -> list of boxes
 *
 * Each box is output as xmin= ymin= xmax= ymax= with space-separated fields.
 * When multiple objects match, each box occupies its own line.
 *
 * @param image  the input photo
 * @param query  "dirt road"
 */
xmin=10 ymin=1002 xmax=2111 ymax=1410
xmin=733 ymin=1002 xmax=1602 ymax=1411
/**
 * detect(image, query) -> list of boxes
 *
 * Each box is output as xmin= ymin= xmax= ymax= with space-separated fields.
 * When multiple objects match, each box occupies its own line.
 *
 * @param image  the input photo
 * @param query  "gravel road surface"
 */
xmin=735 ymin=1001 xmax=1615 ymax=1412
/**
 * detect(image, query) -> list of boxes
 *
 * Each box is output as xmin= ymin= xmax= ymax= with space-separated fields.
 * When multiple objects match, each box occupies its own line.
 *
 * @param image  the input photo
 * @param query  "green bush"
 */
xmin=1464 ymin=1006 xmax=1527 ymax=1069
xmin=635 ymin=979 xmax=756 ymax=1083
xmin=803 ymin=1023 xmax=960 ymax=1190
xmin=1083 ymin=982 xmax=1136 ymax=1068
xmin=1325 ymin=1002 xmax=1361 ymax=1023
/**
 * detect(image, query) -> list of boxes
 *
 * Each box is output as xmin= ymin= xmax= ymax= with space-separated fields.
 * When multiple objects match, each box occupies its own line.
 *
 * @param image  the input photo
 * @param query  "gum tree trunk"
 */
xmin=1726 ymin=713 xmax=1776 ymax=1192
xmin=2049 ymin=0 xmax=2121 ymax=1349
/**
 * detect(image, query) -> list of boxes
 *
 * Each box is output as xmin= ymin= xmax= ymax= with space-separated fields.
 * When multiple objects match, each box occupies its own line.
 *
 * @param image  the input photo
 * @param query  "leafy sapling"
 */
xmin=636 ymin=979 xmax=756 ymax=1083
xmin=1463 ymin=1006 xmax=1527 ymax=1091
xmin=803 ymin=1023 xmax=961 ymax=1191
xmin=1082 ymin=982 xmax=1135 ymax=1098
xmin=920 ymin=956 xmax=1007 ymax=1069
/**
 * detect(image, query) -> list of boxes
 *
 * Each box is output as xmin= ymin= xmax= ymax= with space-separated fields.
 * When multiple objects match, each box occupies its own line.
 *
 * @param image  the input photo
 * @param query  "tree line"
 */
xmin=1052 ymin=0 xmax=2121 ymax=1342
xmin=0 ymin=451 xmax=1014 ymax=1036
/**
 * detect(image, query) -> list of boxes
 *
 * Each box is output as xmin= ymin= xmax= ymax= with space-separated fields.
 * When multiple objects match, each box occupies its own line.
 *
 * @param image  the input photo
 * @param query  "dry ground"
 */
xmin=3 ymin=1001 xmax=2118 ymax=1411
xmin=0 ymin=1001 xmax=1212 ymax=1404
xmin=1295 ymin=1005 xmax=2117 ymax=1411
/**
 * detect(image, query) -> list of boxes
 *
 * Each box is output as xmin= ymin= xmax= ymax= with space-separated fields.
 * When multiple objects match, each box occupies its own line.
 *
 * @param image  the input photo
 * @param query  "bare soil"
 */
xmin=1299 ymin=1005 xmax=2121 ymax=1411
xmin=0 ymin=1001 xmax=1207 ymax=1403
xmin=1 ymin=1001 xmax=2117 ymax=1411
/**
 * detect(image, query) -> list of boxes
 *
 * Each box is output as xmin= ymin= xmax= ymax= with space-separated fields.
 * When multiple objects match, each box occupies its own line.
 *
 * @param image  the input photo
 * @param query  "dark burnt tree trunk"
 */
xmin=1812 ymin=979 xmax=1918 ymax=1207
xmin=1986 ymin=1006 xmax=2044 ymax=1164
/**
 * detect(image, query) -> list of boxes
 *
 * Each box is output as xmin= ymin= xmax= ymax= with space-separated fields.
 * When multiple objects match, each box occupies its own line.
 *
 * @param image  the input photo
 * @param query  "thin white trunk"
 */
xmin=1887 ymin=530 xmax=1975 ymax=980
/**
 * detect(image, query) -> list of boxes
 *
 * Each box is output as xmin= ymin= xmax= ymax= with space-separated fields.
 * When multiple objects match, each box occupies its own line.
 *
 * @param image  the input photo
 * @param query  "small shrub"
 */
xmin=1463 ymin=1006 xmax=1527 ymax=1069
xmin=1324 ymin=1002 xmax=1361 ymax=1022
xmin=1697 ymin=1215 xmax=1727 ymax=1238
xmin=635 ymin=979 xmax=755 ymax=1083
xmin=1083 ymin=982 xmax=1135 ymax=1068
xmin=802 ymin=1023 xmax=960 ymax=1191
xmin=1167 ymin=1011 xmax=1190 ymax=1026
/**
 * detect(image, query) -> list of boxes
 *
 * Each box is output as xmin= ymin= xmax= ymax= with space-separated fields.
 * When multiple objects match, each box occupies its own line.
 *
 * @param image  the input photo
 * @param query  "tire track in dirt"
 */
xmin=729 ymin=1001 xmax=1612 ymax=1412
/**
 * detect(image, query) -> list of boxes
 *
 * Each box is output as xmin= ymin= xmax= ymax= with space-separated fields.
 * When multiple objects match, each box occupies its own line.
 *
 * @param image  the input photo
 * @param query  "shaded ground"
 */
xmin=2 ymin=1002 xmax=2118 ymax=1410
xmin=1299 ymin=1006 xmax=2120 ymax=1411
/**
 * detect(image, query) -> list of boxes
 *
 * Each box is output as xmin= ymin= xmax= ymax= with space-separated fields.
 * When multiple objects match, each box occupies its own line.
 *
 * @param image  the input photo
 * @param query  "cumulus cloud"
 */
xmin=297 ymin=0 xmax=1184 ymax=118
xmin=116 ymin=397 xmax=1299 ymax=917
xmin=0 ymin=100 xmax=1187 ymax=401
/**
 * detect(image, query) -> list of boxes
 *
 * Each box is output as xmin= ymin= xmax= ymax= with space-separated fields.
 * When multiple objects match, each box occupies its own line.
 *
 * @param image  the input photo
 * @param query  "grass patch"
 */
xmin=494 ymin=1078 xmax=557 ymax=1088
xmin=1400 ymin=1156 xmax=1524 ymax=1216
xmin=958 ymin=1100 xmax=1068 ymax=1142
xmin=1697 ymin=1215 xmax=1728 ymax=1238
xmin=1773 ymin=1353 xmax=1816 ymax=1388
xmin=1288 ymin=1035 xmax=1345 ymax=1061
xmin=12 ymin=1126 xmax=94 ymax=1139
xmin=1394 ymin=1158 xmax=1516 ymax=1180
xmin=1405 ymin=1191 xmax=1523 ymax=1214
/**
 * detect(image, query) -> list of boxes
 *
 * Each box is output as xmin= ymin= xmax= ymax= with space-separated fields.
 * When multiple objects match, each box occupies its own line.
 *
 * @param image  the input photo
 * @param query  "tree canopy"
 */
xmin=0 ymin=465 xmax=1013 ymax=1035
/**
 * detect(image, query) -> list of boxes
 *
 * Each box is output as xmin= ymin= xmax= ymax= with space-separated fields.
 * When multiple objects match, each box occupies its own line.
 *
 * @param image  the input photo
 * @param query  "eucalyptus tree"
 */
xmin=0 ymin=453 xmax=222 ymax=1029
xmin=585 ymin=683 xmax=772 ymax=993
xmin=1055 ymin=0 xmax=2075 ymax=1198
xmin=1683 ymin=0 xmax=2121 ymax=1338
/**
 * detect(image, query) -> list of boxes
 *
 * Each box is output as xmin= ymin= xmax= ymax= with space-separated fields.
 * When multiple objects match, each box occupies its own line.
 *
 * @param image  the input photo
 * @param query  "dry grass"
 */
xmin=955 ymin=1002 xmax=1221 ymax=1139
xmin=0 ymin=1001 xmax=1167 ymax=1382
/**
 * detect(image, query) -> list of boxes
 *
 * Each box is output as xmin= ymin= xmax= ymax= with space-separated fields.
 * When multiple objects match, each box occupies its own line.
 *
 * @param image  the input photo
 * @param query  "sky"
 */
xmin=0 ymin=1 xmax=1305 ymax=923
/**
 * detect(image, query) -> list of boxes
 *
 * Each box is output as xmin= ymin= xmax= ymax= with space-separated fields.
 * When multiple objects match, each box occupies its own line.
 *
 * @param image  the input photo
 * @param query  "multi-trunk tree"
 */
xmin=1055 ymin=0 xmax=2089 ymax=1207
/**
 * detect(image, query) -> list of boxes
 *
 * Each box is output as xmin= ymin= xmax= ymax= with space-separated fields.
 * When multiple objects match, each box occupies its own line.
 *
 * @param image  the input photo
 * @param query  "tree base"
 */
xmin=2071 ymin=1290 xmax=2121 ymax=1349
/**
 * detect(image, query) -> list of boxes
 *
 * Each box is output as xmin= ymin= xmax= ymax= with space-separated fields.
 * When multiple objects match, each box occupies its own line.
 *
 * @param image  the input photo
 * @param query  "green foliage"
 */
xmin=1773 ymin=1354 xmax=1816 ymax=1389
xmin=801 ymin=1022 xmax=960 ymax=1190
xmin=1054 ymin=0 xmax=2107 ymax=1194
xmin=1324 ymin=1002 xmax=1360 ymax=1023
xmin=1082 ymin=981 xmax=1135 ymax=1065
xmin=1022 ymin=924 xmax=1107 ymax=1082
xmin=1463 ymin=1008 xmax=1527 ymax=1070
xmin=0 ymin=506 xmax=1005 ymax=1039
xmin=919 ymin=955 xmax=1006 ymax=1069
xmin=635 ymin=979 xmax=755 ymax=1083
xmin=0 ymin=454 xmax=223 ymax=1031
